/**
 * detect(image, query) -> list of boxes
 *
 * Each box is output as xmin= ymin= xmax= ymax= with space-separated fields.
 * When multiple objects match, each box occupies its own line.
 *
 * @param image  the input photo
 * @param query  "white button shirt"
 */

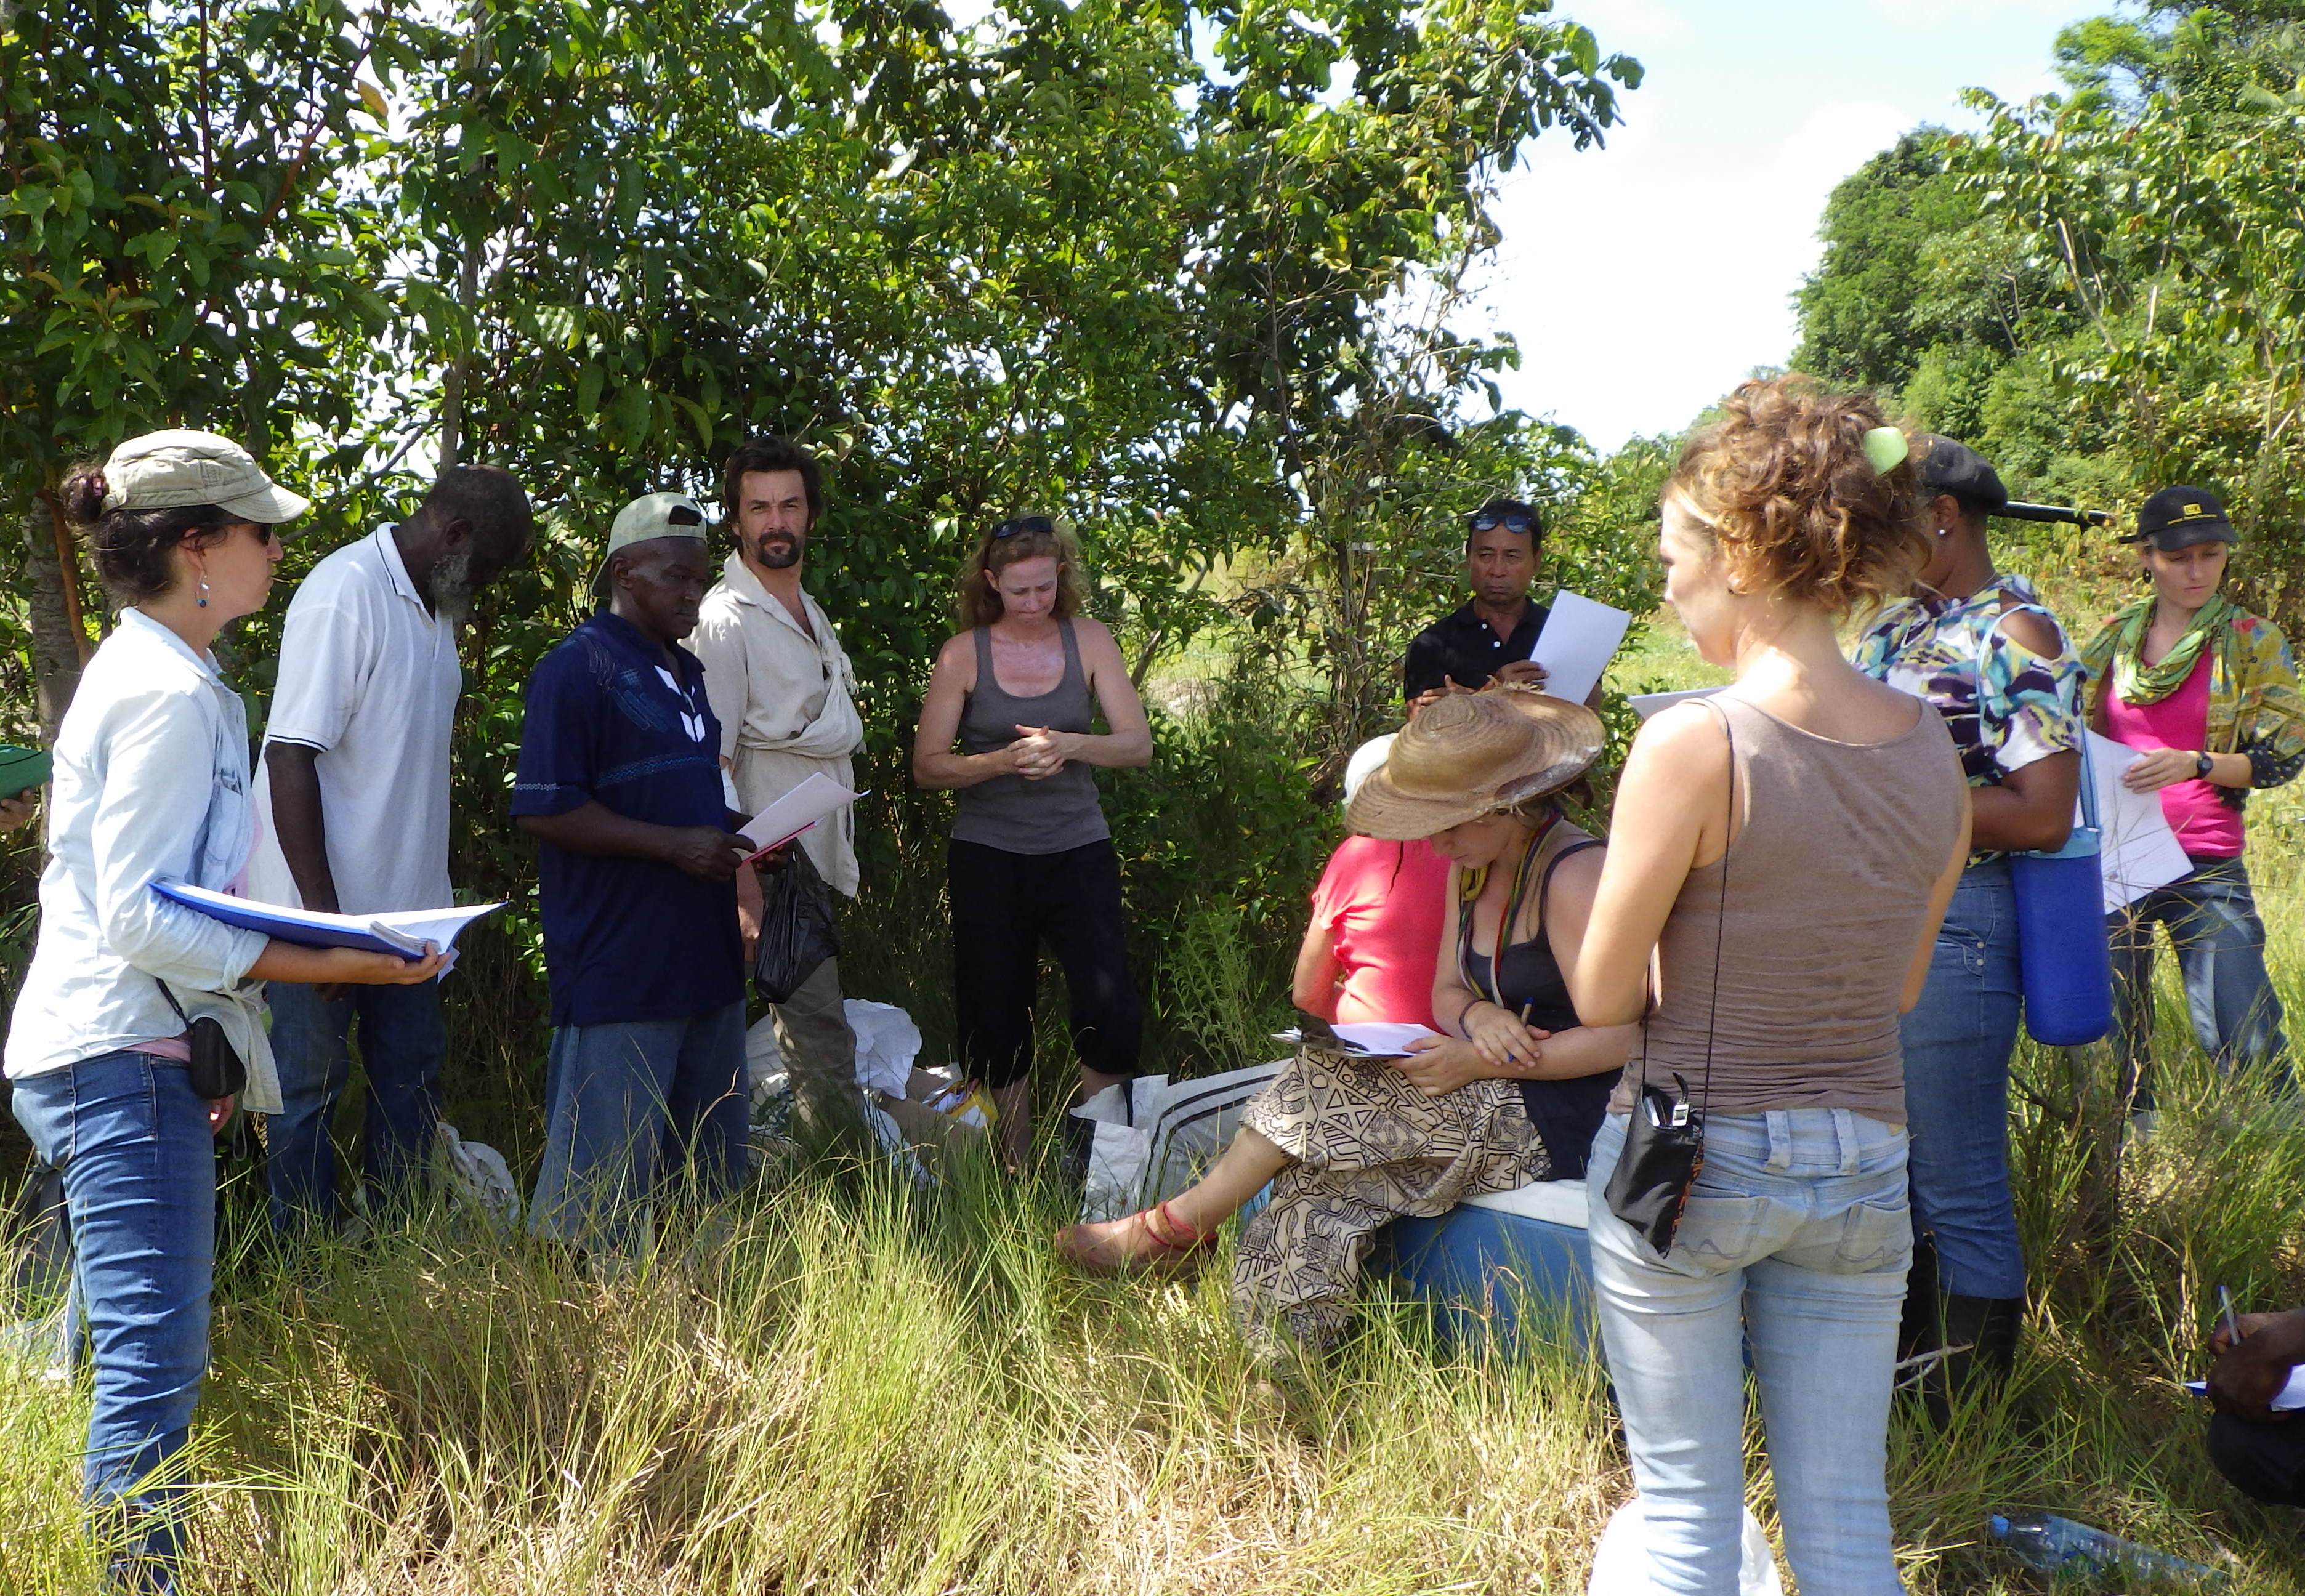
xmin=6 ymin=608 xmax=280 ymax=1109
xmin=245 ymin=526 xmax=462 ymax=913
xmin=689 ymin=552 xmax=864 ymax=895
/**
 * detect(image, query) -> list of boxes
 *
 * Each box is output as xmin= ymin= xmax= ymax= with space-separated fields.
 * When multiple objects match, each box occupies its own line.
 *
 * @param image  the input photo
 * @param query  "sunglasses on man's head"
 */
xmin=1466 ymin=510 xmax=1536 ymax=536
xmin=993 ymin=515 xmax=1055 ymax=541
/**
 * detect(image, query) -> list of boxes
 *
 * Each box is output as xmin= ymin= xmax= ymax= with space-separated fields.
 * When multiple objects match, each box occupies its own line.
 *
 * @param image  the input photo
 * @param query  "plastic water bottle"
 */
xmin=1986 ymin=1514 xmax=2227 ymax=1586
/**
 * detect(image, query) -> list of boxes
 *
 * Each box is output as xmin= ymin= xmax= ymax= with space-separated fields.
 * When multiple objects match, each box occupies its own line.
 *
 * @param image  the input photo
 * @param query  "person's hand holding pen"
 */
xmin=2207 ymin=1297 xmax=2305 ymax=1421
xmin=1455 ymin=998 xmax=1546 ymax=1073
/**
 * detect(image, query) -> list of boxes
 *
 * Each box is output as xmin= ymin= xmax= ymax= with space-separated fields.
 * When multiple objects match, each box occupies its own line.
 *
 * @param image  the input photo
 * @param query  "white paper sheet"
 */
xmin=2085 ymin=732 xmax=2192 ymax=914
xmin=1528 ymin=590 xmax=1631 ymax=704
xmin=738 ymin=772 xmax=864 ymax=861
xmin=1629 ymin=687 xmax=1721 ymax=720
xmin=2186 ymin=1366 xmax=2305 ymax=1413
xmin=1271 ymin=1021 xmax=1441 ymax=1058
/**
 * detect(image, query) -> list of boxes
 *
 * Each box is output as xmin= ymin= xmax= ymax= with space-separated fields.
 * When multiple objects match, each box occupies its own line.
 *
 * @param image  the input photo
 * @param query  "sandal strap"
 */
xmin=1140 ymin=1199 xmax=1209 ymax=1252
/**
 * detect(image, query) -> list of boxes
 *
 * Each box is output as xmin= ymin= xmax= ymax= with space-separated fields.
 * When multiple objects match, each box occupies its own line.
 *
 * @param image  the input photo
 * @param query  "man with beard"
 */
xmin=514 ymin=495 xmax=765 ymax=1253
xmin=690 ymin=435 xmax=866 ymax=1137
xmin=253 ymin=465 xmax=533 ymax=1235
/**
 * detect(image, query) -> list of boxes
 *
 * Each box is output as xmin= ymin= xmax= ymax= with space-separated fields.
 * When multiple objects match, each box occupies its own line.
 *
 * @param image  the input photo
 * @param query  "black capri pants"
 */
xmin=947 ymin=836 xmax=1142 ymax=1089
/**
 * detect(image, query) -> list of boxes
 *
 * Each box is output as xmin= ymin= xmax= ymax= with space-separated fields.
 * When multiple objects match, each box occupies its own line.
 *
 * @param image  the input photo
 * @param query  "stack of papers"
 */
xmin=152 ymin=881 xmax=501 ymax=972
xmin=738 ymin=773 xmax=865 ymax=863
xmin=2085 ymin=731 xmax=2191 ymax=914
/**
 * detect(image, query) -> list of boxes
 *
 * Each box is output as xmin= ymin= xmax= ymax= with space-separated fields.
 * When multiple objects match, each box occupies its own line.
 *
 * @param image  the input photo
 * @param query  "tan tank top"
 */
xmin=1608 ymin=693 xmax=1968 ymax=1126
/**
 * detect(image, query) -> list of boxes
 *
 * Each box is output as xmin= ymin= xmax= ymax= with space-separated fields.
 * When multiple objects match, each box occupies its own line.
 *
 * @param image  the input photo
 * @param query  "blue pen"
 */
xmin=2219 ymin=1284 xmax=2241 ymax=1344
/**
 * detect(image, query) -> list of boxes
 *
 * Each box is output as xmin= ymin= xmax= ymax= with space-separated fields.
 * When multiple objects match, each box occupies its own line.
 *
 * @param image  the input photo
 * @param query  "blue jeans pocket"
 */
xmin=1831 ymin=1195 xmax=1914 ymax=1272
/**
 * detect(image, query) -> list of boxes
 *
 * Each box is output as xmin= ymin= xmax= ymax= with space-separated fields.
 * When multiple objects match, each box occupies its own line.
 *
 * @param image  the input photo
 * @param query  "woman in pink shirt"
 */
xmin=2080 ymin=485 xmax=2305 ymax=1111
xmin=1291 ymin=735 xmax=1451 ymax=1028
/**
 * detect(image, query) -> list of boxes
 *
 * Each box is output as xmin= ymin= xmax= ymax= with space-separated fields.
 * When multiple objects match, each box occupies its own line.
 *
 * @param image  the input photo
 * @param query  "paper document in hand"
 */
xmin=738 ymin=772 xmax=865 ymax=861
xmin=2186 ymin=1366 xmax=2305 ymax=1412
xmin=2085 ymin=732 xmax=2192 ymax=914
xmin=1528 ymin=591 xmax=1631 ymax=704
xmin=1629 ymin=687 xmax=1720 ymax=720
xmin=1272 ymin=1021 xmax=1440 ymax=1058
xmin=151 ymin=881 xmax=501 ymax=973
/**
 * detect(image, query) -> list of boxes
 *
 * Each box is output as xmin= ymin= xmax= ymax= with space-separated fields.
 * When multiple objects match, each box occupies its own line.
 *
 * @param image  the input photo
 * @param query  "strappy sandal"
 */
xmin=1054 ymin=1199 xmax=1215 ymax=1279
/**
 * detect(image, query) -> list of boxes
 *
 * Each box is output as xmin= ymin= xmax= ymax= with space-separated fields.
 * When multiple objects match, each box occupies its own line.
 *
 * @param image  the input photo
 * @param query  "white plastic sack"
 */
xmin=1587 ymin=1496 xmax=1782 ymax=1596
xmin=1070 ymin=1062 xmax=1284 ymax=1222
xmin=846 ymin=999 xmax=923 ymax=1098
xmin=438 ymin=1123 xmax=519 ymax=1227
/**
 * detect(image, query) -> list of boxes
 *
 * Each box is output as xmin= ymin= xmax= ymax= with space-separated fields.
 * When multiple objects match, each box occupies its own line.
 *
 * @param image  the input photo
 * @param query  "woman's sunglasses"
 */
xmin=992 ymin=515 xmax=1055 ymax=541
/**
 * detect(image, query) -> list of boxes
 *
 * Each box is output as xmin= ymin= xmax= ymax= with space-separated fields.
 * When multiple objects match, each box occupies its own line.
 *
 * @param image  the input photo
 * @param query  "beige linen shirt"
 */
xmin=690 ymin=552 xmax=865 ymax=896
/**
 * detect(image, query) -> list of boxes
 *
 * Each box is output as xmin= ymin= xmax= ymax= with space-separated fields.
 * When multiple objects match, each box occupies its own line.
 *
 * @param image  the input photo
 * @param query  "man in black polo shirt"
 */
xmin=1403 ymin=498 xmax=1550 ymax=711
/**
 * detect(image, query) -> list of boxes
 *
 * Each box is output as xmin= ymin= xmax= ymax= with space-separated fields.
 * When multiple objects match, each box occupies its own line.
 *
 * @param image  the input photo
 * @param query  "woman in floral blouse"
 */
xmin=1851 ymin=434 xmax=2085 ymax=1414
xmin=2080 ymin=485 xmax=2303 ymax=1115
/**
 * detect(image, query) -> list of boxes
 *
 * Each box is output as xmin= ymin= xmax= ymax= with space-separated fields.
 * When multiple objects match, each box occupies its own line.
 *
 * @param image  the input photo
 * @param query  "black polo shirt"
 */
xmin=1402 ymin=599 xmax=1549 ymax=699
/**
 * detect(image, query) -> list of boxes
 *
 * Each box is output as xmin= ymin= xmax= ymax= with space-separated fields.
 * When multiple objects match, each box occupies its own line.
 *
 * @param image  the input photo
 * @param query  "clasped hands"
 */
xmin=1393 ymin=1002 xmax=1549 ymax=1097
xmin=1010 ymin=723 xmax=1075 ymax=780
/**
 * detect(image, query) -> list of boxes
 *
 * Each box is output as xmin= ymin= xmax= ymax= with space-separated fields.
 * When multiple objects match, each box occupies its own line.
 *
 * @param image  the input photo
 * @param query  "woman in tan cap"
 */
xmin=1055 ymin=688 xmax=1635 ymax=1352
xmin=7 ymin=431 xmax=445 ymax=1583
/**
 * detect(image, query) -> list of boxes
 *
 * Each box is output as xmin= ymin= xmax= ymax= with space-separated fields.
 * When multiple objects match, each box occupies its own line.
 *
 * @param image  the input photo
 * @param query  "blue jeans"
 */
xmin=1897 ymin=858 xmax=2025 ymax=1299
xmin=528 ymin=1002 xmax=748 ymax=1254
xmin=12 ymin=1052 xmax=216 ymax=1584
xmin=266 ymin=977 xmax=447 ymax=1233
xmin=2110 ymin=854 xmax=2290 ymax=1110
xmin=1588 ymin=1108 xmax=1912 ymax=1596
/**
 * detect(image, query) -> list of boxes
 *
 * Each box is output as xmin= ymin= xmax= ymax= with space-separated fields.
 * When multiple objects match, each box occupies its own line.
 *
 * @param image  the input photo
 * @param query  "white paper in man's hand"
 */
xmin=738 ymin=772 xmax=864 ymax=862
xmin=1529 ymin=591 xmax=1631 ymax=703
xmin=2085 ymin=731 xmax=2192 ymax=914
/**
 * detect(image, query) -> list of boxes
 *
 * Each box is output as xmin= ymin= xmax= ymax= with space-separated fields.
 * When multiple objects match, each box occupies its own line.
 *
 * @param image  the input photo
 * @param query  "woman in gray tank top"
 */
xmin=1568 ymin=379 xmax=1971 ymax=1596
xmin=912 ymin=515 xmax=1153 ymax=1168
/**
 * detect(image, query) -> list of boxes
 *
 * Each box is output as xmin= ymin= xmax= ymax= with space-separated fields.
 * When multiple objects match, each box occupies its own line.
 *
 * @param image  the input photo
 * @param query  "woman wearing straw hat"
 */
xmin=7 ymin=432 xmax=446 ymax=1584
xmin=1056 ymin=690 xmax=1634 ymax=1351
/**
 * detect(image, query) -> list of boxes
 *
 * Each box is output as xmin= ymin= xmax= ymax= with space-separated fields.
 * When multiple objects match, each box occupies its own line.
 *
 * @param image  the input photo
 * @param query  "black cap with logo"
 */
xmin=2135 ymin=485 xmax=2237 ymax=552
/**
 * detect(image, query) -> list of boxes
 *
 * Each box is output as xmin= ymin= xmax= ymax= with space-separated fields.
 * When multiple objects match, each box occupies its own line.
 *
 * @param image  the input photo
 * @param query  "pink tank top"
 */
xmin=2101 ymin=653 xmax=2242 ymax=858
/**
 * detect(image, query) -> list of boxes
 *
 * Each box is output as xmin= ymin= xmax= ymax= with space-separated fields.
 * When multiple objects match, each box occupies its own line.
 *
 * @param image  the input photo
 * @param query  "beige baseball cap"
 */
xmin=100 ymin=429 xmax=312 ymax=530
xmin=595 ymin=491 xmax=709 ymax=589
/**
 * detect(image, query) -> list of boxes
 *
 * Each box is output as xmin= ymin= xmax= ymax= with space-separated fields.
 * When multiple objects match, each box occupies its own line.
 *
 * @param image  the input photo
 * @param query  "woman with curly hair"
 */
xmin=1570 ymin=378 xmax=1971 ymax=1594
xmin=2080 ymin=485 xmax=2304 ymax=1110
xmin=911 ymin=515 xmax=1153 ymax=1167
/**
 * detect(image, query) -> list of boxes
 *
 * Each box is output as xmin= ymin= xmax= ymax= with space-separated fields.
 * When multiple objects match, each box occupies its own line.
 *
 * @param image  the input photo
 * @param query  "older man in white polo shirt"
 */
xmin=251 ymin=466 xmax=533 ymax=1233
xmin=689 ymin=434 xmax=865 ymax=1137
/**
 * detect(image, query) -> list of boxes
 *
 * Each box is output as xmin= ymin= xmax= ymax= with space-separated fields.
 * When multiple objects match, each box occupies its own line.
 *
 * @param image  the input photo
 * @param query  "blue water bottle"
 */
xmin=2007 ymin=747 xmax=2114 ymax=1045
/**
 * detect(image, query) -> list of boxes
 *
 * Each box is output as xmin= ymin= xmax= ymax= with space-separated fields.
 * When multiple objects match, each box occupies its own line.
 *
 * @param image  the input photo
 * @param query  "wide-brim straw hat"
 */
xmin=1346 ymin=687 xmax=1604 ymax=840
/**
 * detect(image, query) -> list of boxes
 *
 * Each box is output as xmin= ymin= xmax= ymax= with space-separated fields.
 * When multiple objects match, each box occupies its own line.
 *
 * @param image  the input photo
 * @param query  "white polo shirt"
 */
xmin=245 ymin=526 xmax=461 ymax=913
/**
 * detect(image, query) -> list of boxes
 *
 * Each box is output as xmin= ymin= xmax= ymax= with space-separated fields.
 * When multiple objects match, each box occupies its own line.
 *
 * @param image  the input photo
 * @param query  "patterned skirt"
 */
xmin=1230 ymin=1046 xmax=1548 ymax=1350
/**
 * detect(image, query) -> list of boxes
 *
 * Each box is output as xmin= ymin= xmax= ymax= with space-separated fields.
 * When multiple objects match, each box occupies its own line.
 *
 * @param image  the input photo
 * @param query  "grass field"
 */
xmin=5 ymin=603 xmax=2304 ymax=1594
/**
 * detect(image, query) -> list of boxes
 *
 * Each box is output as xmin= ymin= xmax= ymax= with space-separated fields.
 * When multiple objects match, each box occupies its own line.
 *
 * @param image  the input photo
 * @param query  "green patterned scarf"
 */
xmin=2103 ymin=594 xmax=2241 ymax=707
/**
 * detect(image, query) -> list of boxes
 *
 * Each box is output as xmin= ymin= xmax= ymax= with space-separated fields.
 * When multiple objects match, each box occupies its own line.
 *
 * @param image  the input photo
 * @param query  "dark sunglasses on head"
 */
xmin=1466 ymin=510 xmax=1536 ymax=536
xmin=992 ymin=515 xmax=1055 ymax=541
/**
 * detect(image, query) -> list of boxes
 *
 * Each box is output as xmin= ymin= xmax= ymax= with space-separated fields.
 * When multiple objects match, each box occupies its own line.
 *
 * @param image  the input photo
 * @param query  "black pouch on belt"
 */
xmin=158 ymin=980 xmax=248 ymax=1100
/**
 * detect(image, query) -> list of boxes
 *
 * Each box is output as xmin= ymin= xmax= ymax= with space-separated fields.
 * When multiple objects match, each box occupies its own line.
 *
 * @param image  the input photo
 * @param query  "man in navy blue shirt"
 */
xmin=512 ymin=492 xmax=769 ymax=1252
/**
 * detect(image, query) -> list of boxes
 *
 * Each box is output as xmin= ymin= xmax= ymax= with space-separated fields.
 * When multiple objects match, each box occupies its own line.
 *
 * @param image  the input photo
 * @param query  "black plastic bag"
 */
xmin=754 ymin=847 xmax=840 ymax=1004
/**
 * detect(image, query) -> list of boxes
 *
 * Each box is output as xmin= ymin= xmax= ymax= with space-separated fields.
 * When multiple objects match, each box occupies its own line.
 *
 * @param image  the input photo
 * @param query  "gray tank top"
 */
xmin=1609 ymin=693 xmax=1968 ymax=1126
xmin=952 ymin=619 xmax=1111 ymax=855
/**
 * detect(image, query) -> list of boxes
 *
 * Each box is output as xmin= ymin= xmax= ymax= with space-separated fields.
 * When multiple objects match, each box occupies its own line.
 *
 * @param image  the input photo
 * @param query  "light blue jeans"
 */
xmin=1897 ymin=860 xmax=2026 ymax=1299
xmin=12 ymin=1051 xmax=217 ymax=1589
xmin=1587 ymin=1107 xmax=1912 ymax=1596
xmin=2110 ymin=854 xmax=2291 ymax=1111
xmin=528 ymin=1002 xmax=748 ymax=1254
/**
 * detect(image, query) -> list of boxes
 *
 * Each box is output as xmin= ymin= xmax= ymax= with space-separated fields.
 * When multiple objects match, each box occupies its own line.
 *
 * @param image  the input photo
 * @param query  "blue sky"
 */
xmin=1480 ymin=0 xmax=2110 ymax=449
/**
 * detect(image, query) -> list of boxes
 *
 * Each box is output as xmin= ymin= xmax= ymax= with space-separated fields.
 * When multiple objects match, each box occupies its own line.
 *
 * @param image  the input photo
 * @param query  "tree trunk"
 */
xmin=22 ymin=495 xmax=89 ymax=739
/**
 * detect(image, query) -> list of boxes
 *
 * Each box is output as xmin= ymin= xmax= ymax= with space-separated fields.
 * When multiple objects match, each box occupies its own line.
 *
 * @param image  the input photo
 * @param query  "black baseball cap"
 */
xmin=2136 ymin=485 xmax=2236 ymax=551
xmin=1913 ymin=435 xmax=2009 ymax=515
